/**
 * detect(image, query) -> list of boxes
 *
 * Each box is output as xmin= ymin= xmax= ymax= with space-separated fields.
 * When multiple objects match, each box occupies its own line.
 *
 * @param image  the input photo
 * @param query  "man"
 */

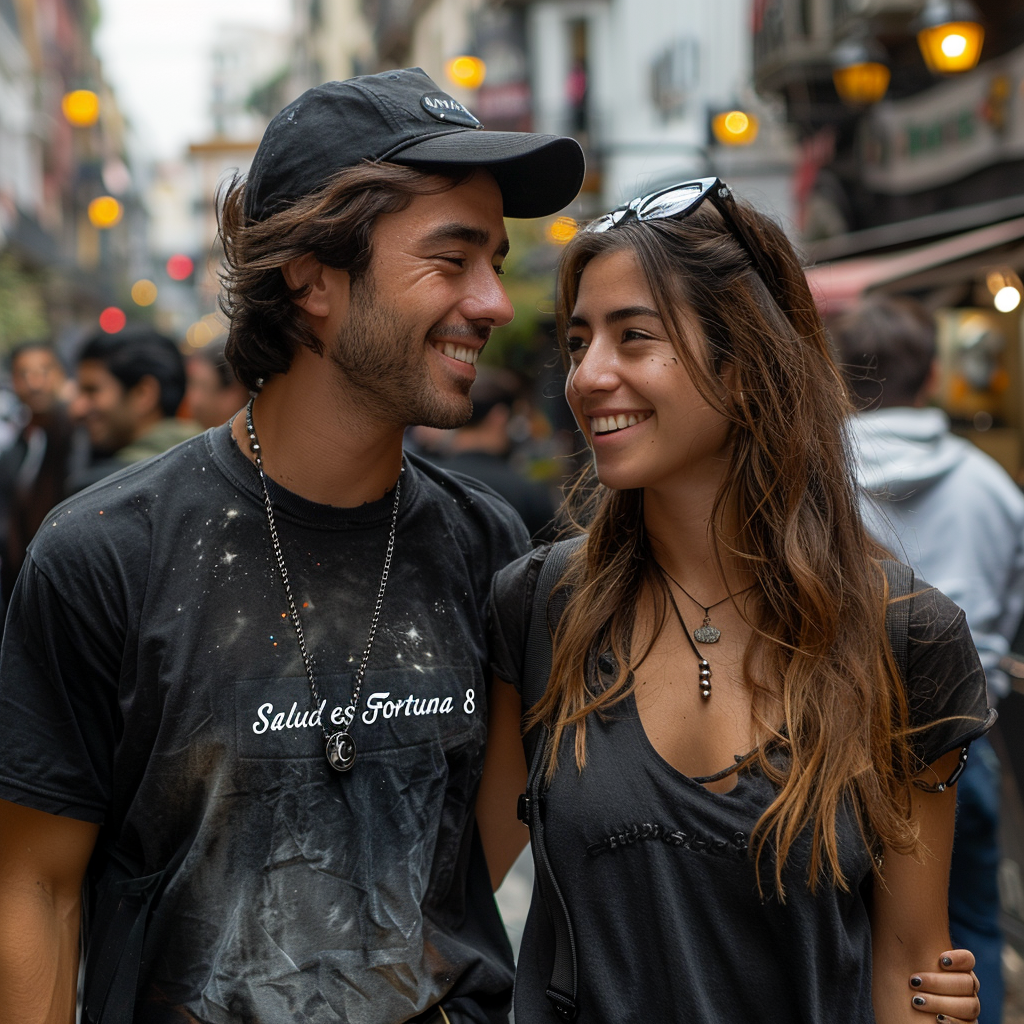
xmin=185 ymin=337 xmax=250 ymax=429
xmin=833 ymin=295 xmax=1024 ymax=1024
xmin=0 ymin=342 xmax=87 ymax=602
xmin=418 ymin=367 xmax=557 ymax=539
xmin=0 ymin=68 xmax=583 ymax=1024
xmin=67 ymin=325 xmax=200 ymax=492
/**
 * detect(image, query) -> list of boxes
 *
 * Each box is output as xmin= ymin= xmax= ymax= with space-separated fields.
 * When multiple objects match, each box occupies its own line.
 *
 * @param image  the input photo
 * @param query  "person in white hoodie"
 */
xmin=834 ymin=294 xmax=1024 ymax=1024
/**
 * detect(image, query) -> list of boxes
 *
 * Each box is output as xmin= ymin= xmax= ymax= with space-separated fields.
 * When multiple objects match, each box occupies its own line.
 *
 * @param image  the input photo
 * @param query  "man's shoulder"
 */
xmin=30 ymin=430 xmax=221 ymax=561
xmin=407 ymin=451 xmax=529 ymax=531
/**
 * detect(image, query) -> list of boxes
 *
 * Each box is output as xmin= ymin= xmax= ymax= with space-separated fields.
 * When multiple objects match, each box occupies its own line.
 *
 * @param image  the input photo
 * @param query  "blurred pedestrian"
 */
xmin=419 ymin=366 xmax=557 ymax=539
xmin=0 ymin=342 xmax=88 ymax=601
xmin=186 ymin=337 xmax=249 ymax=429
xmin=67 ymin=325 xmax=199 ymax=492
xmin=833 ymin=294 xmax=1024 ymax=1024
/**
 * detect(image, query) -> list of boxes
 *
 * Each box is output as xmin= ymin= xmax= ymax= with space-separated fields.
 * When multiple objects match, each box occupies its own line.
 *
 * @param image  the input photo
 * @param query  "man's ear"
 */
xmin=127 ymin=374 xmax=162 ymax=420
xmin=281 ymin=255 xmax=345 ymax=319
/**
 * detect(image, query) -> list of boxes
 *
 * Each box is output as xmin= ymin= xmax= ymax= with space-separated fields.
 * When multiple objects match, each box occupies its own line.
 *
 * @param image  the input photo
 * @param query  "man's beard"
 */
xmin=328 ymin=274 xmax=483 ymax=430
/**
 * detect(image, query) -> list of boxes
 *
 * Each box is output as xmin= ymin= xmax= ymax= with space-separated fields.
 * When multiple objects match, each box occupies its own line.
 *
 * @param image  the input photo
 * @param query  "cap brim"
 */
xmin=391 ymin=131 xmax=584 ymax=218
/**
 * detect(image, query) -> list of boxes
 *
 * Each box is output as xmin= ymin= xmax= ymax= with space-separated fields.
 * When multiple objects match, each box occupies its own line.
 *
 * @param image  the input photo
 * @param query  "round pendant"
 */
xmin=693 ymin=625 xmax=721 ymax=644
xmin=326 ymin=732 xmax=356 ymax=771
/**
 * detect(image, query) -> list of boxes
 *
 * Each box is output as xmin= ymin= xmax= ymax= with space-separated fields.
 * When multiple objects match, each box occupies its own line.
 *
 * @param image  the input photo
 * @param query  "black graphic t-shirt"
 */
xmin=489 ymin=546 xmax=993 ymax=1024
xmin=0 ymin=424 xmax=529 ymax=1024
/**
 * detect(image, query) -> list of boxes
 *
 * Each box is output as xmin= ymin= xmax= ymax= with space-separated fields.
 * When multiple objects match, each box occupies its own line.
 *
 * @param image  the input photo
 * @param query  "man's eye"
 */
xmin=494 ymin=265 xmax=505 ymax=276
xmin=440 ymin=257 xmax=465 ymax=268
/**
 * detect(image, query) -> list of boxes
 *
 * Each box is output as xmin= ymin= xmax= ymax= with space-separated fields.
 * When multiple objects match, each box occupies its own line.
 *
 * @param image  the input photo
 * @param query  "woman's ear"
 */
xmin=281 ymin=255 xmax=345 ymax=319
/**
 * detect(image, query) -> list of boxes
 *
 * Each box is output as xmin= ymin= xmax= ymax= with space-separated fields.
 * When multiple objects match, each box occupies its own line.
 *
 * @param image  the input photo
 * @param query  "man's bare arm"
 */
xmin=0 ymin=798 xmax=99 ymax=1024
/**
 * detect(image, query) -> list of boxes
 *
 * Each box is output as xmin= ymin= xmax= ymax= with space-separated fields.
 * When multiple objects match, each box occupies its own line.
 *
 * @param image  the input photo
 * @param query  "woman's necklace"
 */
xmin=663 ymin=584 xmax=714 ymax=700
xmin=245 ymin=397 xmax=401 ymax=772
xmin=658 ymin=564 xmax=755 ymax=644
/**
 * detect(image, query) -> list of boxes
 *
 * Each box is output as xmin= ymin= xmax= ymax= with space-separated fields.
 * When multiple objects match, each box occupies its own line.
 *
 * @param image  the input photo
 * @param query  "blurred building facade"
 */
xmin=753 ymin=1 xmax=1024 ymax=479
xmin=0 ymin=0 xmax=136 ymax=353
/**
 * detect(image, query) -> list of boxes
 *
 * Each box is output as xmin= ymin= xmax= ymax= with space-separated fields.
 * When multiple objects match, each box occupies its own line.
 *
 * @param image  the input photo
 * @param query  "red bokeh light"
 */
xmin=99 ymin=307 xmax=126 ymax=333
xmin=166 ymin=254 xmax=194 ymax=281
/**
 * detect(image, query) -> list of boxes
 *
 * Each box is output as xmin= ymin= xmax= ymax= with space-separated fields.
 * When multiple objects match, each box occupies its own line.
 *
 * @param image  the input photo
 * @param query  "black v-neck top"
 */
xmin=489 ymin=544 xmax=992 ymax=1023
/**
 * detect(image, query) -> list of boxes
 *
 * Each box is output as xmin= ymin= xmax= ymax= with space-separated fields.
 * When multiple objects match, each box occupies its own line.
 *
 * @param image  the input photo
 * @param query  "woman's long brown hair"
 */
xmin=533 ymin=198 xmax=921 ymax=896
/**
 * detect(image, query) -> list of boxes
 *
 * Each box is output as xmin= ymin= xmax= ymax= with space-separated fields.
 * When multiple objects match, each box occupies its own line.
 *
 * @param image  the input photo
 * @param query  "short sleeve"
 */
xmin=0 ymin=554 xmax=123 ymax=822
xmin=488 ymin=545 xmax=549 ymax=693
xmin=904 ymin=582 xmax=995 ymax=768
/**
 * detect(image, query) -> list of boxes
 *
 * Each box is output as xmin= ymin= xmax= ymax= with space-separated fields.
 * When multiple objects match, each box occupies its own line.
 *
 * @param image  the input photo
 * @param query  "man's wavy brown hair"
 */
xmin=534 ymin=196 xmax=922 ymax=897
xmin=217 ymin=163 xmax=468 ymax=391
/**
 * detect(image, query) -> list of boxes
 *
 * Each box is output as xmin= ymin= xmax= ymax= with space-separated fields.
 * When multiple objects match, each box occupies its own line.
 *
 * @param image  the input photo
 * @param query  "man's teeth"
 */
xmin=591 ymin=413 xmax=650 ymax=434
xmin=442 ymin=343 xmax=479 ymax=365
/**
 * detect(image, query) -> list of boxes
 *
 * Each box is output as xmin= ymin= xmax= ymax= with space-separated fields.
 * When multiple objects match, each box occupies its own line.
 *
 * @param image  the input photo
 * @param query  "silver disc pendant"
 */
xmin=693 ymin=625 xmax=721 ymax=644
xmin=326 ymin=732 xmax=356 ymax=771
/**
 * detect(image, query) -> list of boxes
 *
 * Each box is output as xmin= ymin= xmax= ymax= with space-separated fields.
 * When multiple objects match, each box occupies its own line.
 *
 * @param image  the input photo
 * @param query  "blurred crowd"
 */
xmin=0 ymin=333 xmax=571 ymax=616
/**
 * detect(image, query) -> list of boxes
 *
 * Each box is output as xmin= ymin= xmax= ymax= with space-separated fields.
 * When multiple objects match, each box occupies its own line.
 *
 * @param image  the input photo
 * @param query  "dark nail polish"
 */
xmin=910 ymin=976 xmax=923 ymax=988
xmin=941 ymin=955 xmax=953 ymax=967
xmin=913 ymin=996 xmax=926 ymax=1007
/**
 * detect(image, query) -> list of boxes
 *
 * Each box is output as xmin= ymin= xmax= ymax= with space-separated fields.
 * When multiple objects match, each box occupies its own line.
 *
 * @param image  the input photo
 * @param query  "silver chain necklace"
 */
xmin=245 ymin=396 xmax=401 ymax=772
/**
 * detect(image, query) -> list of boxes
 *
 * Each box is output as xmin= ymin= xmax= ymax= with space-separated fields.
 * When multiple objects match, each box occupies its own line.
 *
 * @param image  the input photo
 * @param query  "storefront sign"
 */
xmin=862 ymin=42 xmax=1024 ymax=195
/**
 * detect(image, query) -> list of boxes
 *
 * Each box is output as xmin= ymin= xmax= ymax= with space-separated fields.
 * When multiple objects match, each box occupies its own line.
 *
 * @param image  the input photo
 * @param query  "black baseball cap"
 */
xmin=244 ymin=67 xmax=585 ymax=221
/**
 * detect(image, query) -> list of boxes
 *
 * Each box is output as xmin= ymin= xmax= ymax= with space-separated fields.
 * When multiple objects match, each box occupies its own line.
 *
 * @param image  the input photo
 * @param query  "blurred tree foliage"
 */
xmin=482 ymin=217 xmax=563 ymax=375
xmin=0 ymin=254 xmax=48 ymax=353
xmin=247 ymin=69 xmax=291 ymax=121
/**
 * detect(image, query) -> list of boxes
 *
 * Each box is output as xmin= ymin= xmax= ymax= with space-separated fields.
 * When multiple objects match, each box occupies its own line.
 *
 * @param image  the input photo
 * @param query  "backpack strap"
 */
xmin=517 ymin=537 xmax=582 ymax=1021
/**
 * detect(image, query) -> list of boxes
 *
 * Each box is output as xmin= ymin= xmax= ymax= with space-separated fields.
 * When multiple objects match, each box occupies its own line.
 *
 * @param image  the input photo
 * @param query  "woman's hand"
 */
xmin=908 ymin=948 xmax=980 ymax=1023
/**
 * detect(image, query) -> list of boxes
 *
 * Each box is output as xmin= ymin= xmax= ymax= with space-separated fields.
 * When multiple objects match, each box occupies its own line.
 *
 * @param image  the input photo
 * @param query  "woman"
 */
xmin=478 ymin=179 xmax=988 ymax=1023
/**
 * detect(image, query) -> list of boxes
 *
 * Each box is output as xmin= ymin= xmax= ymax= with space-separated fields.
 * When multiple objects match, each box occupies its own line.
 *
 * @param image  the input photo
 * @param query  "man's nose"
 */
xmin=463 ymin=269 xmax=514 ymax=329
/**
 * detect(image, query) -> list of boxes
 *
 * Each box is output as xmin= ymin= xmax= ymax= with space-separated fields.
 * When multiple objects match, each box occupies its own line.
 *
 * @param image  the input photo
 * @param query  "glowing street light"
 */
xmin=166 ymin=254 xmax=194 ymax=281
xmin=62 ymin=89 xmax=100 ymax=127
xmin=445 ymin=56 xmax=486 ymax=91
xmin=994 ymin=286 xmax=1021 ymax=313
xmin=915 ymin=0 xmax=984 ymax=74
xmin=711 ymin=110 xmax=759 ymax=146
xmin=832 ymin=34 xmax=891 ymax=106
xmin=131 ymin=279 xmax=158 ymax=306
xmin=547 ymin=217 xmax=578 ymax=245
xmin=99 ymin=307 xmax=126 ymax=333
xmin=87 ymin=196 xmax=123 ymax=229
xmin=987 ymin=269 xmax=1022 ymax=313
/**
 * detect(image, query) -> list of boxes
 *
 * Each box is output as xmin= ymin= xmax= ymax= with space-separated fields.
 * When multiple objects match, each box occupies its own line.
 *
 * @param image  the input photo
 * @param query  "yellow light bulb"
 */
xmin=62 ymin=89 xmax=100 ymax=127
xmin=724 ymin=112 xmax=749 ymax=135
xmin=712 ymin=110 xmax=759 ymax=146
xmin=941 ymin=33 xmax=968 ymax=58
xmin=87 ymin=196 xmax=123 ymax=229
xmin=547 ymin=217 xmax=578 ymax=245
xmin=995 ymin=286 xmax=1021 ymax=313
xmin=131 ymin=279 xmax=158 ymax=306
xmin=445 ymin=56 xmax=486 ymax=91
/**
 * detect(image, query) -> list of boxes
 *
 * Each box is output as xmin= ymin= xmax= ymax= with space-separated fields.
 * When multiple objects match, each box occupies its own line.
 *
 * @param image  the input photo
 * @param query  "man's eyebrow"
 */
xmin=421 ymin=223 xmax=510 ymax=257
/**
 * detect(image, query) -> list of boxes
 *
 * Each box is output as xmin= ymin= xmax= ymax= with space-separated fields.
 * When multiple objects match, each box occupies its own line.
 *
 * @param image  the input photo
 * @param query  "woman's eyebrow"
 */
xmin=567 ymin=306 xmax=661 ymax=329
xmin=606 ymin=305 xmax=661 ymax=323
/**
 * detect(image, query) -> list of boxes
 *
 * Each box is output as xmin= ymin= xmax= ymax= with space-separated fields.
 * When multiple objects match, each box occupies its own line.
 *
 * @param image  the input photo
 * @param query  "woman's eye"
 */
xmin=566 ymin=336 xmax=587 ymax=354
xmin=622 ymin=328 xmax=650 ymax=342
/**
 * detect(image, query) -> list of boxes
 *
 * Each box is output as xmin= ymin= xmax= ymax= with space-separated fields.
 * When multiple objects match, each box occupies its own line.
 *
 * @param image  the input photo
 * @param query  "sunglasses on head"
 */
xmin=584 ymin=177 xmax=783 ymax=307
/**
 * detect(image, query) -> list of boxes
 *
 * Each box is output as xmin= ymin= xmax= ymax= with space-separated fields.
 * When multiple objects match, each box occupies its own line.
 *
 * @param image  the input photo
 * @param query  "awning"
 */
xmin=805 ymin=214 xmax=1024 ymax=315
